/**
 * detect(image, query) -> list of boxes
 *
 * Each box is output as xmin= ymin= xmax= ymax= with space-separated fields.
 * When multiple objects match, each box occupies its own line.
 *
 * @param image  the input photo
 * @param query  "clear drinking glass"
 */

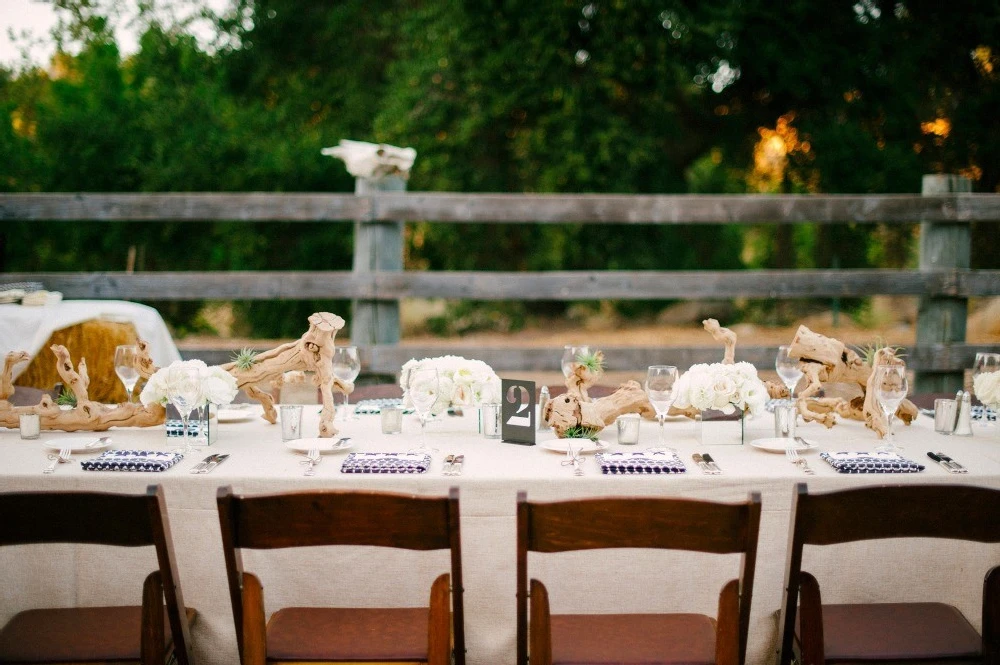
xmin=873 ymin=364 xmax=908 ymax=453
xmin=167 ymin=366 xmax=203 ymax=454
xmin=114 ymin=344 xmax=140 ymax=403
xmin=561 ymin=345 xmax=591 ymax=378
xmin=332 ymin=346 xmax=361 ymax=420
xmin=775 ymin=345 xmax=803 ymax=403
xmin=645 ymin=365 xmax=679 ymax=447
xmin=406 ymin=367 xmax=440 ymax=452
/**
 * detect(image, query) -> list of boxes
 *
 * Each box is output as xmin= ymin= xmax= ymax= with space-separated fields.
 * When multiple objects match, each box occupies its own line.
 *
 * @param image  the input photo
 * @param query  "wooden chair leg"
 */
xmin=985 ymin=565 xmax=1000 ymax=665
xmin=529 ymin=579 xmax=552 ymax=665
xmin=715 ymin=578 xmax=740 ymax=665
xmin=798 ymin=572 xmax=825 ymax=665
xmin=140 ymin=571 xmax=165 ymax=665
xmin=428 ymin=573 xmax=451 ymax=665
xmin=241 ymin=572 xmax=267 ymax=665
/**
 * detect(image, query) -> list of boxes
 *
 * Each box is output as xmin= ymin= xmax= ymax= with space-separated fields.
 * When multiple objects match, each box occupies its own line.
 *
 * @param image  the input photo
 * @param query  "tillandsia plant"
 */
xmin=575 ymin=350 xmax=605 ymax=375
xmin=231 ymin=347 xmax=259 ymax=371
xmin=857 ymin=338 xmax=906 ymax=366
xmin=562 ymin=425 xmax=603 ymax=441
xmin=55 ymin=388 xmax=77 ymax=407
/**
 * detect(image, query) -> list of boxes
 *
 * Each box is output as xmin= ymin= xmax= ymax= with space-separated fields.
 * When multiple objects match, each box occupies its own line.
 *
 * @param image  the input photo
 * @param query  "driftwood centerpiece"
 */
xmin=785 ymin=325 xmax=917 ymax=436
xmin=543 ymin=380 xmax=656 ymax=438
xmin=0 ymin=313 xmax=353 ymax=437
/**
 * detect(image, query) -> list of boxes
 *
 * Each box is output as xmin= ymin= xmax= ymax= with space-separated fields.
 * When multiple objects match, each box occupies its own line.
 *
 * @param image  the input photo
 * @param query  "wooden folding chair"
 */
xmin=778 ymin=483 xmax=1000 ymax=665
xmin=0 ymin=485 xmax=195 ymax=665
xmin=516 ymin=492 xmax=761 ymax=665
xmin=217 ymin=487 xmax=465 ymax=665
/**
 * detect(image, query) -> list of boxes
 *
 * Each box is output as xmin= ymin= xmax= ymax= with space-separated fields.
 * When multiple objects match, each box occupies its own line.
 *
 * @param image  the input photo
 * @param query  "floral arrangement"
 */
xmin=672 ymin=361 xmax=769 ymax=417
xmin=400 ymin=355 xmax=501 ymax=414
xmin=974 ymin=371 xmax=1000 ymax=408
xmin=140 ymin=359 xmax=239 ymax=408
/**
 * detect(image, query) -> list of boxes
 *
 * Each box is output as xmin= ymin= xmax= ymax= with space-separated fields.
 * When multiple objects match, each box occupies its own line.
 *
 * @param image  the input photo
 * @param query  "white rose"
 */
xmin=139 ymin=367 xmax=171 ymax=406
xmin=686 ymin=373 xmax=717 ymax=411
xmin=974 ymin=371 xmax=1000 ymax=407
xmin=201 ymin=366 xmax=238 ymax=406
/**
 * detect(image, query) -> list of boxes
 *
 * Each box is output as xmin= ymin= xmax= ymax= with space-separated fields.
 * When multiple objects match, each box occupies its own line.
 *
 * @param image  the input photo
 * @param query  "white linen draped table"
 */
xmin=0 ymin=300 xmax=181 ymax=378
xmin=1 ymin=409 xmax=999 ymax=665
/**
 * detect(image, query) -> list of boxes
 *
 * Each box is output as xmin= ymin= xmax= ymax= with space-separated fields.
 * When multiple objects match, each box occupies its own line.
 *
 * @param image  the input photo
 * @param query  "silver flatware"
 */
xmin=43 ymin=448 xmax=72 ymax=474
xmin=691 ymin=453 xmax=713 ymax=475
xmin=786 ymin=447 xmax=815 ymax=474
xmin=301 ymin=449 xmax=320 ymax=476
xmin=932 ymin=451 xmax=967 ymax=474
xmin=85 ymin=436 xmax=111 ymax=449
xmin=190 ymin=454 xmax=219 ymax=474
xmin=331 ymin=437 xmax=352 ymax=449
xmin=702 ymin=453 xmax=722 ymax=474
xmin=793 ymin=436 xmax=815 ymax=449
xmin=443 ymin=454 xmax=456 ymax=474
xmin=445 ymin=455 xmax=465 ymax=476
xmin=194 ymin=454 xmax=230 ymax=474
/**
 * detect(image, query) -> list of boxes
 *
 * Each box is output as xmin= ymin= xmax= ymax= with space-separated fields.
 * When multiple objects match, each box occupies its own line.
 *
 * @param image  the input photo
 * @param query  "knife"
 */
xmin=691 ymin=453 xmax=713 ymax=475
xmin=201 ymin=454 xmax=230 ymax=474
xmin=449 ymin=455 xmax=465 ymax=476
xmin=935 ymin=451 xmax=967 ymax=474
xmin=702 ymin=453 xmax=723 ymax=474
xmin=190 ymin=454 xmax=218 ymax=474
xmin=926 ymin=452 xmax=964 ymax=474
xmin=443 ymin=454 xmax=456 ymax=474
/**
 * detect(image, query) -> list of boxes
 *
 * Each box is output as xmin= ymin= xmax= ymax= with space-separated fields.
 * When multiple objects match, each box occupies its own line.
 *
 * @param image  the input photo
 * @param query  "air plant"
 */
xmin=230 ymin=347 xmax=259 ymax=371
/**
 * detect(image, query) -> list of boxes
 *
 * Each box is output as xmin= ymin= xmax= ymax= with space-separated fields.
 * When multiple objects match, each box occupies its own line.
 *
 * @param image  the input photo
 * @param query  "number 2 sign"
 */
xmin=501 ymin=379 xmax=536 ymax=445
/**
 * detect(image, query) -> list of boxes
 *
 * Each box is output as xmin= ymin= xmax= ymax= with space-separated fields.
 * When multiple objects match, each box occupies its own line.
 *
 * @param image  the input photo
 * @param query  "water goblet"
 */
xmin=645 ymin=365 xmax=679 ymax=447
xmin=167 ymin=366 xmax=202 ymax=455
xmin=332 ymin=346 xmax=361 ymax=420
xmin=775 ymin=345 xmax=803 ymax=404
xmin=406 ymin=367 xmax=440 ymax=453
xmin=873 ymin=364 xmax=908 ymax=453
xmin=561 ymin=345 xmax=591 ymax=378
xmin=114 ymin=344 xmax=140 ymax=403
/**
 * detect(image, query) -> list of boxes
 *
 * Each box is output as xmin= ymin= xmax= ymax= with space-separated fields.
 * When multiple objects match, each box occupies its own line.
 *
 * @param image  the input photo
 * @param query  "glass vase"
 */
xmin=698 ymin=409 xmax=745 ymax=445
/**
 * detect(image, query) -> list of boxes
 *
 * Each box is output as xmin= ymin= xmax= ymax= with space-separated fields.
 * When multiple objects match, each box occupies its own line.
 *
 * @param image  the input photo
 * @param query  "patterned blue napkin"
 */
xmin=594 ymin=450 xmax=687 ymax=475
xmin=81 ymin=450 xmax=183 ymax=472
xmin=341 ymin=452 xmax=431 ymax=474
xmin=353 ymin=398 xmax=414 ymax=415
xmin=820 ymin=451 xmax=925 ymax=474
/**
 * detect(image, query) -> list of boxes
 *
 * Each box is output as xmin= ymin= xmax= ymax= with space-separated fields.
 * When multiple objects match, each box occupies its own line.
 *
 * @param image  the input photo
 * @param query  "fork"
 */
xmin=43 ymin=448 xmax=72 ymax=474
xmin=786 ymin=448 xmax=815 ymax=475
xmin=301 ymin=449 xmax=320 ymax=476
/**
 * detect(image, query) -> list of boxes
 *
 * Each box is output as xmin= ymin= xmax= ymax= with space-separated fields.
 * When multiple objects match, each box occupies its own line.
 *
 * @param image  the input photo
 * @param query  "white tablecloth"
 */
xmin=1 ymin=410 xmax=998 ymax=665
xmin=0 ymin=300 xmax=181 ymax=378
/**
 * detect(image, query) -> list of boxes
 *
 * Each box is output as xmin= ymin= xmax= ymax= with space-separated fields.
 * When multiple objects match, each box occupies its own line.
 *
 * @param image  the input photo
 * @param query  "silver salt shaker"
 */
xmin=537 ymin=386 xmax=550 ymax=430
xmin=953 ymin=391 xmax=973 ymax=436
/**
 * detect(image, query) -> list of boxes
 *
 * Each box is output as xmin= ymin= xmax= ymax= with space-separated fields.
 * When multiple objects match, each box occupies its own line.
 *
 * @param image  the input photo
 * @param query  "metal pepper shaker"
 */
xmin=953 ymin=391 xmax=973 ymax=436
xmin=537 ymin=385 xmax=550 ymax=430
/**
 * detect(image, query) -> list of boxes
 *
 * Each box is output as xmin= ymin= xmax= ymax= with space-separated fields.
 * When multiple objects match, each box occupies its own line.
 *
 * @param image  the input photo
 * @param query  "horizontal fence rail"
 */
xmin=5 ymin=269 xmax=1000 ymax=300
xmin=3 ymin=192 xmax=1000 ymax=223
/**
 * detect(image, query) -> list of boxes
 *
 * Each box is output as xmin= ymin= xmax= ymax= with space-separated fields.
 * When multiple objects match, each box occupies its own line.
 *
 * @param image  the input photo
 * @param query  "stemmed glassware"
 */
xmin=873 ymin=364 xmax=908 ymax=453
xmin=406 ymin=367 xmax=440 ymax=453
xmin=775 ymin=345 xmax=803 ymax=403
xmin=332 ymin=346 xmax=361 ymax=420
xmin=561 ymin=346 xmax=591 ymax=378
xmin=645 ymin=365 xmax=679 ymax=447
xmin=167 ymin=366 xmax=203 ymax=454
xmin=114 ymin=344 xmax=140 ymax=404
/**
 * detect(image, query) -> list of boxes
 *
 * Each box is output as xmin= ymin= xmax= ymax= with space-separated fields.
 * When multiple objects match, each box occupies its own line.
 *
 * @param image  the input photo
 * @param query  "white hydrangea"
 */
xmin=973 ymin=371 xmax=1000 ymax=408
xmin=673 ymin=361 xmax=769 ymax=417
xmin=140 ymin=360 xmax=238 ymax=408
xmin=400 ymin=355 xmax=501 ymax=413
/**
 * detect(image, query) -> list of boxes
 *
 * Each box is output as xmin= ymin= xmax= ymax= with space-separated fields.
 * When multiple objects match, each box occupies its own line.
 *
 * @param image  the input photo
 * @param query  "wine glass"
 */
xmin=561 ymin=345 xmax=591 ymax=378
xmin=332 ymin=346 xmax=361 ymax=420
xmin=645 ymin=365 xmax=679 ymax=447
xmin=873 ymin=365 xmax=908 ymax=454
xmin=114 ymin=344 xmax=140 ymax=403
xmin=167 ymin=366 xmax=203 ymax=454
xmin=775 ymin=345 xmax=803 ymax=403
xmin=973 ymin=352 xmax=1000 ymax=427
xmin=406 ymin=367 xmax=440 ymax=453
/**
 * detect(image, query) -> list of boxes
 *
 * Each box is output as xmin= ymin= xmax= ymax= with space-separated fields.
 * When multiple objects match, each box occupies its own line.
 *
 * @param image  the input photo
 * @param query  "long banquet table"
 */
xmin=2 ymin=405 xmax=999 ymax=665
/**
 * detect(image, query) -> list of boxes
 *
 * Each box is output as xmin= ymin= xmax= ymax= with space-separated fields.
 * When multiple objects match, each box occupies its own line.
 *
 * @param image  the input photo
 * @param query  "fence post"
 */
xmin=352 ymin=175 xmax=405 ymax=345
xmin=916 ymin=174 xmax=971 ymax=393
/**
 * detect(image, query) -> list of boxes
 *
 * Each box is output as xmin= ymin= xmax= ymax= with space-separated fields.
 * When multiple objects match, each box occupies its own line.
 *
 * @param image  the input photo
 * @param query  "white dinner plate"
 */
xmin=284 ymin=437 xmax=354 ymax=454
xmin=41 ymin=436 xmax=113 ymax=453
xmin=749 ymin=437 xmax=815 ymax=454
xmin=539 ymin=437 xmax=609 ymax=454
xmin=216 ymin=408 xmax=257 ymax=423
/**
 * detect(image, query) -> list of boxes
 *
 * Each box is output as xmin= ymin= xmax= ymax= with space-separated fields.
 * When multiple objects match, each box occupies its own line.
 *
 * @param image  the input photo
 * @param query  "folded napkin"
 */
xmin=594 ymin=450 xmax=687 ymax=475
xmin=81 ymin=450 xmax=183 ymax=473
xmin=341 ymin=452 xmax=431 ymax=474
xmin=972 ymin=405 xmax=997 ymax=423
xmin=819 ymin=451 xmax=925 ymax=474
xmin=353 ymin=398 xmax=413 ymax=415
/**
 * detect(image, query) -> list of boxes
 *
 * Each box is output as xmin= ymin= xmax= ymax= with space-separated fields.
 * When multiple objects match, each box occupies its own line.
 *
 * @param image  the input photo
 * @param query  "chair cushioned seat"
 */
xmin=549 ymin=613 xmax=717 ymax=665
xmin=266 ymin=607 xmax=430 ymax=661
xmin=802 ymin=602 xmax=982 ymax=663
xmin=0 ymin=605 xmax=195 ymax=663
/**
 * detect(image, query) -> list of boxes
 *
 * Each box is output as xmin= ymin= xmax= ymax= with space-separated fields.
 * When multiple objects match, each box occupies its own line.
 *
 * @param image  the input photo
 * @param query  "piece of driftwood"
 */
xmin=703 ymin=318 xmax=737 ymax=365
xmin=562 ymin=350 xmax=605 ymax=402
xmin=0 ymin=344 xmax=165 ymax=431
xmin=220 ymin=312 xmax=350 ymax=438
xmin=785 ymin=325 xmax=917 ymax=434
xmin=544 ymin=380 xmax=656 ymax=437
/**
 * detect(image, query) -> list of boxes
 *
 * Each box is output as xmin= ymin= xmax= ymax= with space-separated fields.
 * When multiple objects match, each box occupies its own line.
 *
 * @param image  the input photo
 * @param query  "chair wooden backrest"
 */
xmin=216 ymin=486 xmax=465 ymax=665
xmin=778 ymin=483 xmax=1000 ymax=665
xmin=0 ymin=485 xmax=193 ymax=665
xmin=516 ymin=492 xmax=762 ymax=665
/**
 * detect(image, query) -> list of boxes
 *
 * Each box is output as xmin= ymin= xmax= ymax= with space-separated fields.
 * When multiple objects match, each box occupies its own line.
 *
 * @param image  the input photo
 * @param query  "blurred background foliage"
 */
xmin=1 ymin=0 xmax=998 ymax=337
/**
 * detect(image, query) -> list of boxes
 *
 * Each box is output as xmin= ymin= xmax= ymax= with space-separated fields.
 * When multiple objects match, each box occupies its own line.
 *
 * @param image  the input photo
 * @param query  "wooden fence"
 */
xmin=3 ymin=177 xmax=1000 ymax=390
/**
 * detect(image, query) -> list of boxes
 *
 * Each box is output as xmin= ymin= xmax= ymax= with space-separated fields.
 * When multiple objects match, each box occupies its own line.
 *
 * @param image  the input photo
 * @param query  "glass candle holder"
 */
xmin=19 ymin=413 xmax=40 ymax=440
